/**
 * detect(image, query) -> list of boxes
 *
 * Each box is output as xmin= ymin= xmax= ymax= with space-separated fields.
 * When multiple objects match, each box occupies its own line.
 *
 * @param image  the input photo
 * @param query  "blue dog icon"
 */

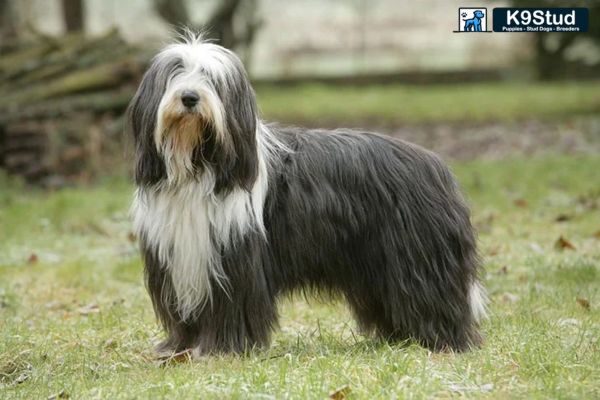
xmin=463 ymin=10 xmax=485 ymax=31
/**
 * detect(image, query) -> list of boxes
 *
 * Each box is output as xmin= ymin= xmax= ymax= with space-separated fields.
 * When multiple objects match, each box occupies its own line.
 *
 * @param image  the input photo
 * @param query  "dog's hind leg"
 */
xmin=386 ymin=262 xmax=484 ymax=352
xmin=346 ymin=290 xmax=393 ymax=338
xmin=346 ymin=238 xmax=484 ymax=352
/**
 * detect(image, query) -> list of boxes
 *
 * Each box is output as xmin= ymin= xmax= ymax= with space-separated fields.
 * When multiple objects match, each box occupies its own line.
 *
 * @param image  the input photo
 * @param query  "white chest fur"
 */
xmin=131 ymin=171 xmax=268 ymax=321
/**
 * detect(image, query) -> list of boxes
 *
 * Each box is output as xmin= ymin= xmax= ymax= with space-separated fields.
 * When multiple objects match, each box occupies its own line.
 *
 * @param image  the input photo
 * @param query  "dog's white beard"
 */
xmin=131 ymin=143 xmax=269 ymax=321
xmin=160 ymin=136 xmax=196 ymax=185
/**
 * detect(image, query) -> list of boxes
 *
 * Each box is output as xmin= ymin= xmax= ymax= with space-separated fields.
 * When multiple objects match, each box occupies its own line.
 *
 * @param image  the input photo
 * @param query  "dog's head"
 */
xmin=128 ymin=34 xmax=259 ymax=191
xmin=473 ymin=10 xmax=484 ymax=19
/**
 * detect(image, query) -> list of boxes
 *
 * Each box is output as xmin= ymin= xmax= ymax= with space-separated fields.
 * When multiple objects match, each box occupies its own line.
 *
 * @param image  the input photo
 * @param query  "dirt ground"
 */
xmin=387 ymin=117 xmax=600 ymax=161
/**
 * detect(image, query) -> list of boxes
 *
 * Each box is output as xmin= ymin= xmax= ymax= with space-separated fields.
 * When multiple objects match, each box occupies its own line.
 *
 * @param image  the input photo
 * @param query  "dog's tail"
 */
xmin=468 ymin=280 xmax=488 ymax=322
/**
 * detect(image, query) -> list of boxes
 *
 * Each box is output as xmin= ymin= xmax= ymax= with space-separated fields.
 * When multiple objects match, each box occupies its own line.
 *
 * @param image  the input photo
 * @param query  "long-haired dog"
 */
xmin=128 ymin=35 xmax=486 ymax=357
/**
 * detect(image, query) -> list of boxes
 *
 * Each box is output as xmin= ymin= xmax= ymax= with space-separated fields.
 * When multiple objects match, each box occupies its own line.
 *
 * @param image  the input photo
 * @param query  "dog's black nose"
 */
xmin=181 ymin=91 xmax=199 ymax=108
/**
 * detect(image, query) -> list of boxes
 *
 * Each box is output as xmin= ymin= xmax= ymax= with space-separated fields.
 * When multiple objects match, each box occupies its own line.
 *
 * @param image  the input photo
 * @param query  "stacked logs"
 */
xmin=0 ymin=29 xmax=149 ymax=185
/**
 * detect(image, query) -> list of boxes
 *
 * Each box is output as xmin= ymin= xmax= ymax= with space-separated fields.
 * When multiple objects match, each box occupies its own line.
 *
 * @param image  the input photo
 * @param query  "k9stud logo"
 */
xmin=492 ymin=8 xmax=589 ymax=32
xmin=454 ymin=7 xmax=492 ymax=33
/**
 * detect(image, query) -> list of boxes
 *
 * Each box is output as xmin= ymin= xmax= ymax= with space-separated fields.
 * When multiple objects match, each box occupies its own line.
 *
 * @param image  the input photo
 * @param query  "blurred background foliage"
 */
xmin=0 ymin=0 xmax=598 ymax=185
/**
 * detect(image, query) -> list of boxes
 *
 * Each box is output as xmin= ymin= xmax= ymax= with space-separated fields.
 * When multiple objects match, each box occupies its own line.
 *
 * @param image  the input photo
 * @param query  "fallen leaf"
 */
xmin=593 ymin=230 xmax=600 ymax=239
xmin=87 ymin=221 xmax=110 ymax=236
xmin=27 ymin=253 xmax=38 ymax=265
xmin=555 ymin=214 xmax=572 ymax=222
xmin=501 ymin=293 xmax=519 ymax=303
xmin=577 ymin=195 xmax=598 ymax=210
xmin=554 ymin=236 xmax=575 ymax=251
xmin=77 ymin=304 xmax=100 ymax=315
xmin=127 ymin=232 xmax=137 ymax=243
xmin=488 ymin=246 xmax=500 ymax=256
xmin=48 ymin=390 xmax=69 ymax=400
xmin=157 ymin=349 xmax=193 ymax=366
xmin=474 ymin=213 xmax=495 ymax=234
xmin=329 ymin=385 xmax=351 ymax=400
xmin=576 ymin=298 xmax=590 ymax=311
xmin=514 ymin=198 xmax=528 ymax=208
xmin=496 ymin=265 xmax=508 ymax=275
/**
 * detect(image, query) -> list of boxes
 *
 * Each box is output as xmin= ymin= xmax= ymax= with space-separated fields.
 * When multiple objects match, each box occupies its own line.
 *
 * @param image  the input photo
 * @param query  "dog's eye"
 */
xmin=166 ymin=61 xmax=185 ymax=85
xmin=172 ymin=63 xmax=184 ymax=76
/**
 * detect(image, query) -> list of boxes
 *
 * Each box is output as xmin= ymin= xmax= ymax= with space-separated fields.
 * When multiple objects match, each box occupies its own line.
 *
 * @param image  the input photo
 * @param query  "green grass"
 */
xmin=256 ymin=81 xmax=600 ymax=125
xmin=1 ymin=155 xmax=599 ymax=399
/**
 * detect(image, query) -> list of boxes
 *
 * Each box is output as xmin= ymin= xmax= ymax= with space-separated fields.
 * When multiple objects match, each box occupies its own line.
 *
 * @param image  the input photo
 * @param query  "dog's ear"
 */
xmin=127 ymin=57 xmax=180 ymax=185
xmin=212 ymin=57 xmax=260 ymax=193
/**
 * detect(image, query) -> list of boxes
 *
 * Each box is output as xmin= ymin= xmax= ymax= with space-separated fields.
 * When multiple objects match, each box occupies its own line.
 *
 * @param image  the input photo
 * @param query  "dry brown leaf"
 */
xmin=577 ymin=195 xmax=599 ymax=211
xmin=77 ymin=304 xmax=100 ymax=315
xmin=329 ymin=385 xmax=352 ymax=400
xmin=488 ymin=246 xmax=500 ymax=256
xmin=475 ymin=213 xmax=495 ymax=234
xmin=156 ymin=349 xmax=193 ymax=366
xmin=497 ymin=265 xmax=508 ymax=275
xmin=593 ymin=230 xmax=600 ymax=239
xmin=555 ymin=214 xmax=572 ymax=222
xmin=127 ymin=232 xmax=137 ymax=243
xmin=514 ymin=199 xmax=528 ymax=208
xmin=27 ymin=253 xmax=38 ymax=265
xmin=554 ymin=236 xmax=576 ymax=251
xmin=576 ymin=298 xmax=590 ymax=311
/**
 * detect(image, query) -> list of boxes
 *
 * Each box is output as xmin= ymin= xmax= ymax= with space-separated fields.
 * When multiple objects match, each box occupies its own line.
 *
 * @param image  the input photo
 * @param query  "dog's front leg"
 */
xmin=145 ymin=242 xmax=278 ymax=356
xmin=190 ymin=254 xmax=279 ymax=357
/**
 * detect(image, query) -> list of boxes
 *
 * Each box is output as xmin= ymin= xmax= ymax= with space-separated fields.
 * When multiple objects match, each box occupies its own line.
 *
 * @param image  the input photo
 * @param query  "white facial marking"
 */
xmin=154 ymin=38 xmax=237 ymax=184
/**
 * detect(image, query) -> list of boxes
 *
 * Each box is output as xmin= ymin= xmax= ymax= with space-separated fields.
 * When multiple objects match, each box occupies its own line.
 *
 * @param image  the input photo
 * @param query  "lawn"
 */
xmin=0 ymin=154 xmax=598 ymax=399
xmin=256 ymin=81 xmax=600 ymax=126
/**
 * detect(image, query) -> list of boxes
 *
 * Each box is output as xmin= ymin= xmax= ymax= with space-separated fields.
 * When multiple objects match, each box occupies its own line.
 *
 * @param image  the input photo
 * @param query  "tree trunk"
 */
xmin=534 ymin=34 xmax=577 ymax=80
xmin=151 ymin=0 xmax=258 ymax=51
xmin=0 ymin=0 xmax=18 ymax=44
xmin=62 ymin=0 xmax=85 ymax=33
xmin=206 ymin=0 xmax=241 ymax=49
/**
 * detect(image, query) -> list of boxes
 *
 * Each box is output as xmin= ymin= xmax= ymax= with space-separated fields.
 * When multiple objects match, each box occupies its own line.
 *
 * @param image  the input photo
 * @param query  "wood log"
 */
xmin=0 ymin=29 xmax=126 ymax=87
xmin=0 ymin=57 xmax=140 ymax=108
xmin=0 ymin=29 xmax=147 ymax=185
xmin=0 ymin=121 xmax=50 ymax=182
xmin=0 ymin=90 xmax=134 ymax=123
